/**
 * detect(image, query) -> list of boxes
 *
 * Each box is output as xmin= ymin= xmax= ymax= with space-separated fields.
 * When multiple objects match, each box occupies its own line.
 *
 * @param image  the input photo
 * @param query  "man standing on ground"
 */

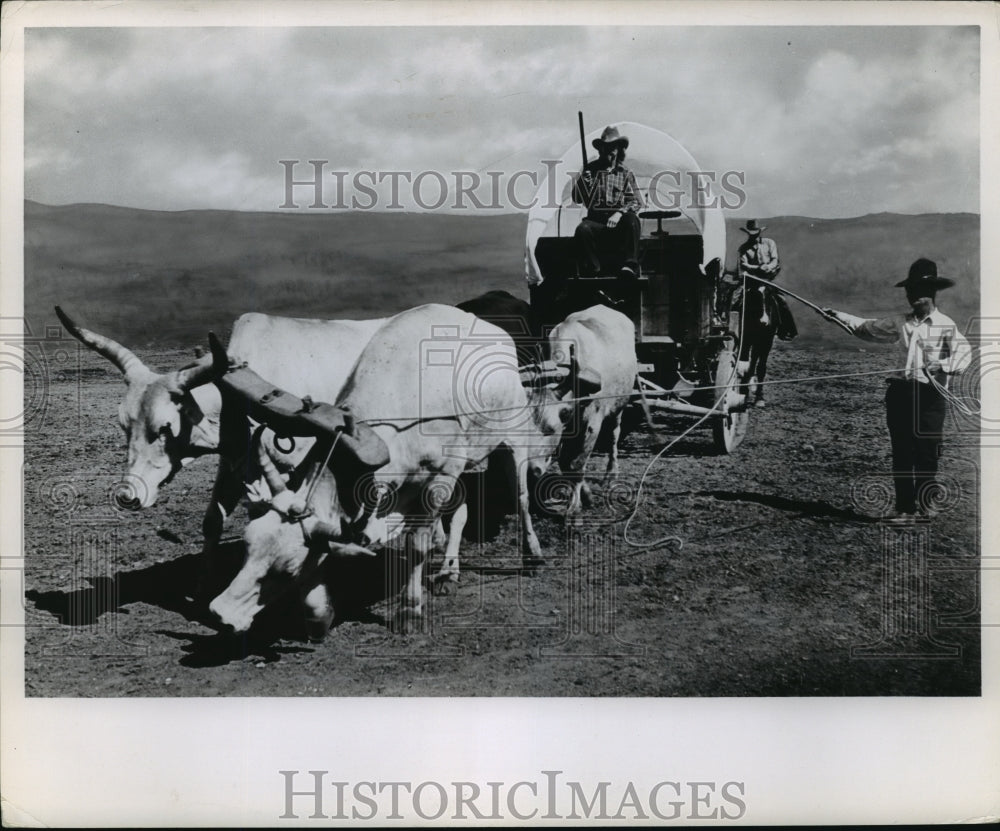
xmin=820 ymin=258 xmax=971 ymax=520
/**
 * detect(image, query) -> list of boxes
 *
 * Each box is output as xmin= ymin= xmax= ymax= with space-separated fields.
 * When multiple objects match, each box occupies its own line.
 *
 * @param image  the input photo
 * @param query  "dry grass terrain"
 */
xmin=20 ymin=203 xmax=981 ymax=696
xmin=25 ymin=201 xmax=979 ymax=348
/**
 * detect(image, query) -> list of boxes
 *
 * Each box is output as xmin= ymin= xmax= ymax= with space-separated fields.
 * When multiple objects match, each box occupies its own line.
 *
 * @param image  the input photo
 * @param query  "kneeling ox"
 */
xmin=207 ymin=304 xmax=600 ymax=637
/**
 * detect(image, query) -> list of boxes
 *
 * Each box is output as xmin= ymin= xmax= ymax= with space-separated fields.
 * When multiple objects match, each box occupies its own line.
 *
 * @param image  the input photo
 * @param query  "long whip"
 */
xmin=744 ymin=273 xmax=854 ymax=335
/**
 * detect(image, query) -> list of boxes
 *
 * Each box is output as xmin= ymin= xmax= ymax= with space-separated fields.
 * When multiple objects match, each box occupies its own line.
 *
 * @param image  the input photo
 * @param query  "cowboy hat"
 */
xmin=592 ymin=125 xmax=629 ymax=150
xmin=740 ymin=219 xmax=765 ymax=235
xmin=895 ymin=257 xmax=955 ymax=291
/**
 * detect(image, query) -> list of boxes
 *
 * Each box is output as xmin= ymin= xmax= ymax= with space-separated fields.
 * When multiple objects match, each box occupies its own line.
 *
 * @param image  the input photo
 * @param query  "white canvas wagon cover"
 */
xmin=524 ymin=121 xmax=726 ymax=285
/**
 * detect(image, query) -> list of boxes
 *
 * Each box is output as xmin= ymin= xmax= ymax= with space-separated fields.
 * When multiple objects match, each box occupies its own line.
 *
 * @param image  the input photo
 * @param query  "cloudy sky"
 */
xmin=24 ymin=25 xmax=979 ymax=218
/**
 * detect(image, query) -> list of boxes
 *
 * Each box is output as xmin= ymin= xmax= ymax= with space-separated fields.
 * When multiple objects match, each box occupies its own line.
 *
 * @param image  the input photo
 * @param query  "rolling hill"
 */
xmin=24 ymin=201 xmax=979 ymax=349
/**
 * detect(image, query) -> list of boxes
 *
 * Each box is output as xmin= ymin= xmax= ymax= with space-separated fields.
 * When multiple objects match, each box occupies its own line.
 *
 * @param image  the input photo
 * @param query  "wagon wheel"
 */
xmin=710 ymin=347 xmax=749 ymax=454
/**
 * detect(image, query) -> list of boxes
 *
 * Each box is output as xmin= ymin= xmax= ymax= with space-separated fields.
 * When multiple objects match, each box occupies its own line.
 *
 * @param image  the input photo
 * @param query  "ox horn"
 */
xmin=327 ymin=541 xmax=379 ymax=557
xmin=252 ymin=425 xmax=287 ymax=496
xmin=207 ymin=330 xmax=232 ymax=377
xmin=573 ymin=367 xmax=602 ymax=396
xmin=55 ymin=306 xmax=147 ymax=379
xmin=552 ymin=344 xmax=602 ymax=397
xmin=523 ymin=346 xmax=599 ymax=392
xmin=306 ymin=521 xmax=379 ymax=556
xmin=169 ymin=351 xmax=216 ymax=392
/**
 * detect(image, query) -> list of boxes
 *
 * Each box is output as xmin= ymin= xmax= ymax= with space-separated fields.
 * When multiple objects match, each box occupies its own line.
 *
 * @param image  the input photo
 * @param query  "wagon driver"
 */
xmin=820 ymin=258 xmax=971 ymax=521
xmin=572 ymin=125 xmax=644 ymax=283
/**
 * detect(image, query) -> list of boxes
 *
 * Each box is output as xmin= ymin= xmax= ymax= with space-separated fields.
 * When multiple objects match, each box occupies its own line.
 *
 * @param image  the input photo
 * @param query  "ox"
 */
xmin=207 ymin=304 xmax=599 ymax=637
xmin=547 ymin=304 xmax=639 ymax=516
xmin=56 ymin=290 xmax=539 ymax=511
xmin=54 ymin=306 xmax=388 ymax=510
xmin=55 ymin=306 xmax=221 ymax=506
xmin=55 ymin=294 xmax=532 ymax=584
xmin=55 ymin=307 xmax=389 ymax=602
xmin=455 ymin=289 xmax=540 ymax=364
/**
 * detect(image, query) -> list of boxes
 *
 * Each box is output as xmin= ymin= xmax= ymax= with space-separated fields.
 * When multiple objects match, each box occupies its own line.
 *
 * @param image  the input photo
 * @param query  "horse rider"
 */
xmin=738 ymin=217 xmax=779 ymax=276
xmin=572 ymin=125 xmax=644 ymax=293
xmin=820 ymin=258 xmax=971 ymax=521
xmin=730 ymin=219 xmax=797 ymax=407
xmin=737 ymin=219 xmax=797 ymax=337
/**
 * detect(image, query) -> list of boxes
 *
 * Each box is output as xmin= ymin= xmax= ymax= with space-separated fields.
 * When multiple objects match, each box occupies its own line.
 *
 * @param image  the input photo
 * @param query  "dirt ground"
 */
xmin=22 ymin=343 xmax=981 ymax=697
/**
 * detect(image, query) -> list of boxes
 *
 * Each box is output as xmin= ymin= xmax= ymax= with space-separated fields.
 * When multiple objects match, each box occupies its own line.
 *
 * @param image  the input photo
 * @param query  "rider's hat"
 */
xmin=895 ymin=257 xmax=955 ymax=291
xmin=593 ymin=125 xmax=629 ymax=151
xmin=740 ymin=219 xmax=765 ymax=235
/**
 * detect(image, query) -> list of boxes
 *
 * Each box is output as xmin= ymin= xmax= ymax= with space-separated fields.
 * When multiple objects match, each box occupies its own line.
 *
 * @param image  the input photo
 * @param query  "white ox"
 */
xmin=54 ymin=307 xmax=388 ymax=510
xmin=55 ymin=307 xmax=391 ymax=600
xmin=548 ymin=305 xmax=639 ymax=516
xmin=56 ymin=305 xmax=222 ymax=505
xmin=208 ymin=304 xmax=598 ymax=637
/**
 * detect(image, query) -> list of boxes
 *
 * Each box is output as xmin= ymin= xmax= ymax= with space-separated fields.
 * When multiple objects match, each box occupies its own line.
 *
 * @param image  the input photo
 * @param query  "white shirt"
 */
xmin=834 ymin=307 xmax=972 ymax=385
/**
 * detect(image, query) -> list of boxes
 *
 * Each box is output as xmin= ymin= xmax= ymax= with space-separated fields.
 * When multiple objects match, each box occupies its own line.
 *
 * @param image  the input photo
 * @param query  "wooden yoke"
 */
xmin=518 ymin=359 xmax=569 ymax=387
xmin=520 ymin=347 xmax=602 ymax=396
xmin=207 ymin=332 xmax=390 ymax=470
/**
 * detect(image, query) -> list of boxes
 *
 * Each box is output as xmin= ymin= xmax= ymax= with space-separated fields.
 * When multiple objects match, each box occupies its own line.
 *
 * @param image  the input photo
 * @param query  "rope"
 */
xmin=660 ymin=365 xmax=914 ymax=396
xmin=744 ymin=273 xmax=855 ymax=335
xmin=923 ymin=366 xmax=980 ymax=416
xmin=732 ymin=366 xmax=909 ymax=389
xmin=620 ymin=402 xmax=714 ymax=551
xmin=300 ymin=431 xmax=341 ymax=516
xmin=344 ymin=275 xmax=980 ymax=553
xmin=618 ymin=271 xmax=752 ymax=551
xmin=746 ymin=273 xmax=982 ymax=413
xmin=361 ymin=364 xmax=947 ymax=424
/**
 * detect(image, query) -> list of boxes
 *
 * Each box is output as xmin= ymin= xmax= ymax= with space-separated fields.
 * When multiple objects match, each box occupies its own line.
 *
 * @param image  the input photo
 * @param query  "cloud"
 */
xmin=24 ymin=26 xmax=979 ymax=217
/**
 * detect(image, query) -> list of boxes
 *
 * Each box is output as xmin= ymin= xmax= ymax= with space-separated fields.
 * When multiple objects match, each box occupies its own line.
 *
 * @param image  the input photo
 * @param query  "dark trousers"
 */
xmin=574 ymin=212 xmax=640 ymax=277
xmin=885 ymin=379 xmax=946 ymax=514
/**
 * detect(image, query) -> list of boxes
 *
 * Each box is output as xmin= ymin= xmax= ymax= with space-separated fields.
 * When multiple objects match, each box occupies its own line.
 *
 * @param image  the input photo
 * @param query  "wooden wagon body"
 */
xmin=525 ymin=122 xmax=750 ymax=452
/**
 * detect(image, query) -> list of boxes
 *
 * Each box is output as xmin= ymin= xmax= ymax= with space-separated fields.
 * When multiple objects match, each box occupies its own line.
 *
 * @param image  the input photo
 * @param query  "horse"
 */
xmin=737 ymin=277 xmax=796 ymax=407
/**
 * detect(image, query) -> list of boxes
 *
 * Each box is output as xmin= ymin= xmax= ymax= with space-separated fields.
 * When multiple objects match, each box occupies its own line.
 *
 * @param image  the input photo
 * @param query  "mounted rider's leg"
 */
xmin=753 ymin=328 xmax=776 ymax=407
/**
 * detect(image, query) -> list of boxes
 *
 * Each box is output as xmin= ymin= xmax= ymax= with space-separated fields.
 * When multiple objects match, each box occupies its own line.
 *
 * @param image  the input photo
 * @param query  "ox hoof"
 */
xmin=304 ymin=618 xmax=333 ymax=643
xmin=305 ymin=628 xmax=329 ymax=644
xmin=431 ymin=573 xmax=459 ymax=596
xmin=521 ymin=556 xmax=546 ymax=576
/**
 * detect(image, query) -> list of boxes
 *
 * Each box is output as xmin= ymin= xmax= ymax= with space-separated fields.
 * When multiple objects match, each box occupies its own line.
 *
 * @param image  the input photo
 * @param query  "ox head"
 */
xmin=518 ymin=346 xmax=602 ymax=478
xmin=209 ymin=409 xmax=387 ymax=636
xmin=55 ymin=307 xmax=219 ymax=509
